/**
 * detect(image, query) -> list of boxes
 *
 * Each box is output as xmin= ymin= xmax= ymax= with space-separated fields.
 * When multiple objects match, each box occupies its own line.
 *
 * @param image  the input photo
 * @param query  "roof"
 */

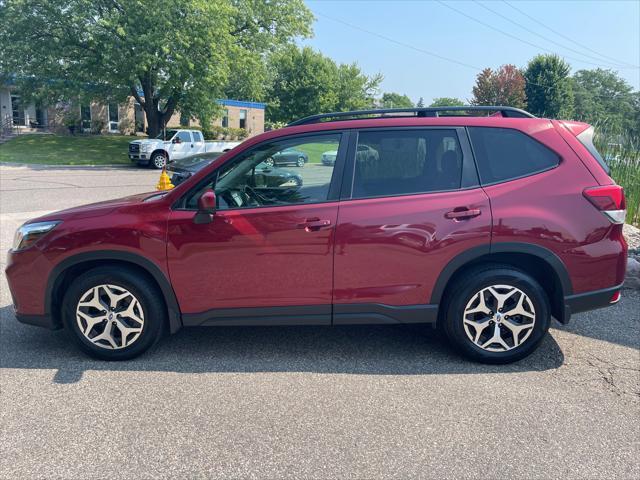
xmin=217 ymin=99 xmax=266 ymax=110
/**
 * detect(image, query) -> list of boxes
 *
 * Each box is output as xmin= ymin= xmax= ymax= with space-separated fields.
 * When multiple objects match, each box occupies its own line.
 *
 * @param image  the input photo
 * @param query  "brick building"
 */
xmin=1 ymin=83 xmax=265 ymax=137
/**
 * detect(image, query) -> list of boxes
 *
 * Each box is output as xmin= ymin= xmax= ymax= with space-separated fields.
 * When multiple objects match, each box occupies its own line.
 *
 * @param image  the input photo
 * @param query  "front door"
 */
xmin=333 ymin=128 xmax=491 ymax=314
xmin=169 ymin=131 xmax=192 ymax=160
xmin=167 ymin=132 xmax=346 ymax=324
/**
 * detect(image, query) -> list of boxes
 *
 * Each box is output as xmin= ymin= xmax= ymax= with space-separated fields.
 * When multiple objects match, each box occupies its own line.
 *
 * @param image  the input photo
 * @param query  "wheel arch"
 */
xmin=431 ymin=243 xmax=572 ymax=323
xmin=46 ymin=251 xmax=182 ymax=333
xmin=151 ymin=149 xmax=169 ymax=160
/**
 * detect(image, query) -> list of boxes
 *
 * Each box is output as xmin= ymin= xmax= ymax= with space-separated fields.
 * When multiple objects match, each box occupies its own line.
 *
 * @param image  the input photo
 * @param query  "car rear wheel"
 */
xmin=264 ymin=158 xmax=275 ymax=167
xmin=62 ymin=266 xmax=166 ymax=360
xmin=151 ymin=152 xmax=167 ymax=169
xmin=297 ymin=156 xmax=305 ymax=167
xmin=441 ymin=265 xmax=550 ymax=364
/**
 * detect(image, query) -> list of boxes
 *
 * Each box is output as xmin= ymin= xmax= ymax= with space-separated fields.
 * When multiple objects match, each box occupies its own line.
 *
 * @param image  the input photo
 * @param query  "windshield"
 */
xmin=154 ymin=129 xmax=178 ymax=141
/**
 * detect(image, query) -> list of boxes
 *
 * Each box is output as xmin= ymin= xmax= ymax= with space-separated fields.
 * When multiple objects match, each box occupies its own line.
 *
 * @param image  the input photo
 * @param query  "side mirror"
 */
xmin=172 ymin=137 xmax=181 ymax=144
xmin=194 ymin=190 xmax=216 ymax=224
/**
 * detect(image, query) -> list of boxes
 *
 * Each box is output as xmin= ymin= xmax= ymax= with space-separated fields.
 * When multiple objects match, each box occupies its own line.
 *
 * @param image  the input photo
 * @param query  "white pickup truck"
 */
xmin=128 ymin=129 xmax=240 ymax=169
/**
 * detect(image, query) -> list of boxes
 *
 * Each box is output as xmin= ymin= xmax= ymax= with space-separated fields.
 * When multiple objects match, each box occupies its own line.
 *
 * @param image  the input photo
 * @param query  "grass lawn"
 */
xmin=297 ymin=142 xmax=335 ymax=163
xmin=0 ymin=134 xmax=136 ymax=165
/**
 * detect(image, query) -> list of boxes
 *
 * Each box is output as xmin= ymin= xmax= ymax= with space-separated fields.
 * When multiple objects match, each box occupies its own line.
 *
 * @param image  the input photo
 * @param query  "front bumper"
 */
xmin=129 ymin=153 xmax=149 ymax=162
xmin=562 ymin=283 xmax=624 ymax=323
xmin=15 ymin=312 xmax=60 ymax=329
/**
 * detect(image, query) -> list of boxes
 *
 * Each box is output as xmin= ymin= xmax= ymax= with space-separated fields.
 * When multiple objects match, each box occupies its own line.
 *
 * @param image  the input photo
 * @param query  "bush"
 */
xmin=118 ymin=117 xmax=134 ymax=135
xmin=201 ymin=126 xmax=248 ymax=141
xmin=90 ymin=119 xmax=106 ymax=134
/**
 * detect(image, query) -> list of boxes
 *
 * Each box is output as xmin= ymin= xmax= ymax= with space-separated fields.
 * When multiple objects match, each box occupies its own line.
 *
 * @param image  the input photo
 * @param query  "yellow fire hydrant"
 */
xmin=156 ymin=167 xmax=175 ymax=191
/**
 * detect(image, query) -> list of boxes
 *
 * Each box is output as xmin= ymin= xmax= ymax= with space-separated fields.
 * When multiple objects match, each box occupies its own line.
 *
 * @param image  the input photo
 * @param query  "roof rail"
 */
xmin=287 ymin=106 xmax=535 ymax=126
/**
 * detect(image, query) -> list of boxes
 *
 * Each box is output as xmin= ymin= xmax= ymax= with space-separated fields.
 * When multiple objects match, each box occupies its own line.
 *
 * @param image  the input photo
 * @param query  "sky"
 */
xmin=300 ymin=0 xmax=640 ymax=105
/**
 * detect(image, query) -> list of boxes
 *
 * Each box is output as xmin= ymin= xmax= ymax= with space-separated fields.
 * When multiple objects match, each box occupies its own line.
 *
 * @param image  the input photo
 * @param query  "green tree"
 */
xmin=430 ymin=97 xmax=465 ymax=107
xmin=571 ymin=69 xmax=637 ymax=134
xmin=267 ymin=45 xmax=381 ymax=123
xmin=381 ymin=92 xmax=414 ymax=109
xmin=471 ymin=65 xmax=527 ymax=109
xmin=416 ymin=97 xmax=425 ymax=108
xmin=524 ymin=54 xmax=573 ymax=118
xmin=0 ymin=0 xmax=313 ymax=136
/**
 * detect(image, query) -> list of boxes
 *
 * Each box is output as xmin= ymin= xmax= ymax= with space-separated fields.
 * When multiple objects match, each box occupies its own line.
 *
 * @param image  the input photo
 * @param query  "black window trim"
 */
xmin=466 ymin=126 xmax=562 ymax=187
xmin=172 ymin=130 xmax=350 ymax=211
xmin=339 ymin=126 xmax=480 ymax=201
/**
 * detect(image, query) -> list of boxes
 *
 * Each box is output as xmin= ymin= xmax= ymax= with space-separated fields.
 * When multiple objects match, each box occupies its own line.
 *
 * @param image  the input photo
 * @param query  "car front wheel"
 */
xmin=151 ymin=152 xmax=167 ymax=169
xmin=442 ymin=265 xmax=550 ymax=364
xmin=62 ymin=266 xmax=166 ymax=360
xmin=297 ymin=156 xmax=305 ymax=167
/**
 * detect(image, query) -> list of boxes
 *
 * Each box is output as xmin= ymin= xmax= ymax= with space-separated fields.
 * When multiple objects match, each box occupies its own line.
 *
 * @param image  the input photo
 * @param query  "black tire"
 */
xmin=61 ymin=266 xmax=166 ymax=360
xmin=297 ymin=156 xmax=305 ymax=167
xmin=264 ymin=157 xmax=275 ymax=167
xmin=441 ymin=264 xmax=551 ymax=364
xmin=150 ymin=152 xmax=167 ymax=169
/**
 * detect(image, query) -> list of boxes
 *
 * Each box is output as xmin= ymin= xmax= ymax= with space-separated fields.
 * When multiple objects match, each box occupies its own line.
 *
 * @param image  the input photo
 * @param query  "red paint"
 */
xmin=5 ymin=115 xmax=627 ymax=322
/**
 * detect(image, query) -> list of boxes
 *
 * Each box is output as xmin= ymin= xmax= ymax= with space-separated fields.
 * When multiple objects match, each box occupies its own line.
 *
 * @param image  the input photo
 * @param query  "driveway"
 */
xmin=1 ymin=165 xmax=638 ymax=479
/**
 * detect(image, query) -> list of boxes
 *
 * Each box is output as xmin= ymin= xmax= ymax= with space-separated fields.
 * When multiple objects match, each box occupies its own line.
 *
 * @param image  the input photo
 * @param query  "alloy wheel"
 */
xmin=75 ymin=284 xmax=145 ymax=349
xmin=153 ymin=154 xmax=167 ymax=169
xmin=462 ymin=284 xmax=536 ymax=352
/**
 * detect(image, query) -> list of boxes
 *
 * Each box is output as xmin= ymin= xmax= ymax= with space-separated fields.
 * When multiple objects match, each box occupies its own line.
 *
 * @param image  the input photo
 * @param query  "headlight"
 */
xmin=12 ymin=221 xmax=61 ymax=251
xmin=140 ymin=144 xmax=150 ymax=152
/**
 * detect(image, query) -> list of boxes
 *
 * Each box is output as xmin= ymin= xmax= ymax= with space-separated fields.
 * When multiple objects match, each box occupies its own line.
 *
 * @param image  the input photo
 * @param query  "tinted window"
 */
xmin=352 ymin=129 xmax=463 ymax=199
xmin=184 ymin=134 xmax=341 ymax=210
xmin=177 ymin=131 xmax=192 ymax=143
xmin=193 ymin=131 xmax=204 ymax=142
xmin=468 ymin=127 xmax=559 ymax=184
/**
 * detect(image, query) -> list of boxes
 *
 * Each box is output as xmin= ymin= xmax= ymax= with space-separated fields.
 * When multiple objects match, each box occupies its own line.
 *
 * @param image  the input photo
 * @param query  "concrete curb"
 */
xmin=0 ymin=162 xmax=139 ymax=170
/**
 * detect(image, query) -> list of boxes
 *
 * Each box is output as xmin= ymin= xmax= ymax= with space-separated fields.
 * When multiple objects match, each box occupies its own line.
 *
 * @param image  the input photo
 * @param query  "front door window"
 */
xmin=184 ymin=134 xmax=341 ymax=211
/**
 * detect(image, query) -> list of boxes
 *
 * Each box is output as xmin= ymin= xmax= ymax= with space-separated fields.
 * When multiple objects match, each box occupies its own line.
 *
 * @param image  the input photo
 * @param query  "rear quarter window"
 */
xmin=468 ymin=127 xmax=560 ymax=185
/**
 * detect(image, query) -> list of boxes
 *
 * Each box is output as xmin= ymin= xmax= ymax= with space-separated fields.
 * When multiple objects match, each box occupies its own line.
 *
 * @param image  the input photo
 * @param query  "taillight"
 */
xmin=583 ymin=185 xmax=626 ymax=224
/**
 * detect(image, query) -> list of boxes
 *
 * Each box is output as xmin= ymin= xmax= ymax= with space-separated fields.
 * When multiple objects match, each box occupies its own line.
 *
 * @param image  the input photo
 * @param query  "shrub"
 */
xmin=90 ymin=119 xmax=106 ymax=134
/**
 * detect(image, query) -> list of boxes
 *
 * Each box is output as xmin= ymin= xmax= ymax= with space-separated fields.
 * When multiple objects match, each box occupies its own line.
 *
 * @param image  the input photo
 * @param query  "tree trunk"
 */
xmin=131 ymin=78 xmax=179 ymax=138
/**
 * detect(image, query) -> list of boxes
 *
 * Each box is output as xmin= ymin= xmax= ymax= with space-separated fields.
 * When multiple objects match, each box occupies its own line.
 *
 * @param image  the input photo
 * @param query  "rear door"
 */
xmin=333 ymin=127 xmax=491 ymax=317
xmin=191 ymin=130 xmax=206 ymax=154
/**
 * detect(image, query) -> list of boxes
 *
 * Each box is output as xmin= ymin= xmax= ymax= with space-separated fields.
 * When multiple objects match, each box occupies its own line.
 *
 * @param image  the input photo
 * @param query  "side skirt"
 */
xmin=182 ymin=303 xmax=439 ymax=327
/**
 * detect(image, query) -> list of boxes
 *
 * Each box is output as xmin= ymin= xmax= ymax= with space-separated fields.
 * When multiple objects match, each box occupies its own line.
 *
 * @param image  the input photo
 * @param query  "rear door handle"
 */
xmin=298 ymin=218 xmax=332 ymax=231
xmin=445 ymin=208 xmax=481 ymax=220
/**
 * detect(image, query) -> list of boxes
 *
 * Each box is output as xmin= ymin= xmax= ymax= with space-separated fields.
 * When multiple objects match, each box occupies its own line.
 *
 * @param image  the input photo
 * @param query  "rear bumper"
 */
xmin=562 ymin=283 xmax=623 ymax=323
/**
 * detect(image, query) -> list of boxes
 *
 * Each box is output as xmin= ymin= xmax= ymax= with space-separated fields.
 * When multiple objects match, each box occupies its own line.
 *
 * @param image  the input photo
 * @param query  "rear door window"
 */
xmin=468 ymin=127 xmax=559 ymax=185
xmin=352 ymin=129 xmax=463 ymax=199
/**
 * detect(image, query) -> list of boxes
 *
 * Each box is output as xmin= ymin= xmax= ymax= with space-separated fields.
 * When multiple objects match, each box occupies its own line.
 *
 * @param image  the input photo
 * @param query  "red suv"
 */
xmin=6 ymin=106 xmax=627 ymax=363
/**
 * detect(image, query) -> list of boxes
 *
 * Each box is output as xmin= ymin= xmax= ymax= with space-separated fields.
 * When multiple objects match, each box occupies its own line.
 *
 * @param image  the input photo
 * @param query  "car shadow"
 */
xmin=0 ymin=162 xmax=141 ymax=171
xmin=0 ymin=306 xmax=564 ymax=384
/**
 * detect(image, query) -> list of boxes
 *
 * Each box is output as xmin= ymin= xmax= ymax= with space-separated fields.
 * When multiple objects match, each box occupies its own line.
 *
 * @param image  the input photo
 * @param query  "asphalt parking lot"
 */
xmin=0 ymin=164 xmax=638 ymax=479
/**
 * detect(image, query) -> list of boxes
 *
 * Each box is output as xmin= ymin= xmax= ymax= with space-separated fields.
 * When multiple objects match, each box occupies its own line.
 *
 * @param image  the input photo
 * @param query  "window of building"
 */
xmin=108 ymin=103 xmax=119 ymax=131
xmin=11 ymin=95 xmax=24 ymax=126
xmin=221 ymin=109 xmax=229 ymax=128
xmin=80 ymin=105 xmax=91 ymax=131
xmin=352 ymin=129 xmax=463 ymax=199
xmin=239 ymin=109 xmax=247 ymax=129
xmin=468 ymin=127 xmax=560 ymax=185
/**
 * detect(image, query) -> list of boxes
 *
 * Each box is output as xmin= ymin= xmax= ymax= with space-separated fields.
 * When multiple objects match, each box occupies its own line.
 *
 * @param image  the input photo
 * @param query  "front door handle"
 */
xmin=298 ymin=218 xmax=332 ymax=232
xmin=445 ymin=208 xmax=481 ymax=220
